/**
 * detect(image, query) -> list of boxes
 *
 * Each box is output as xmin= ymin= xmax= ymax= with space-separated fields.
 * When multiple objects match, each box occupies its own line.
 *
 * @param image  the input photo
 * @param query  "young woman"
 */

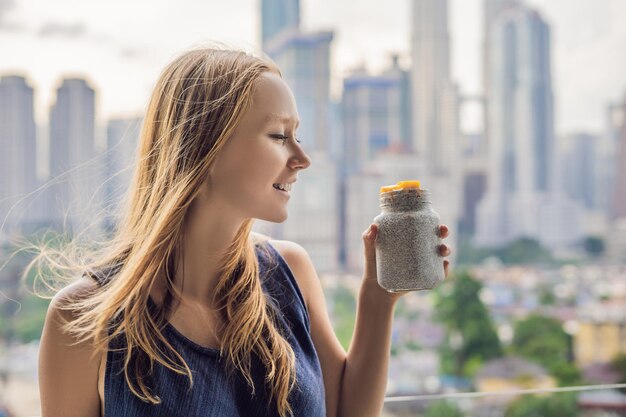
xmin=37 ymin=47 xmax=451 ymax=417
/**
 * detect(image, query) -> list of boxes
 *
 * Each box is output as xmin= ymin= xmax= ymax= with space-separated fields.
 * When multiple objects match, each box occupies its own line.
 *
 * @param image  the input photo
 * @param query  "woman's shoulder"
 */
xmin=260 ymin=239 xmax=316 ymax=311
xmin=39 ymin=275 xmax=103 ymax=417
xmin=50 ymin=275 xmax=101 ymax=319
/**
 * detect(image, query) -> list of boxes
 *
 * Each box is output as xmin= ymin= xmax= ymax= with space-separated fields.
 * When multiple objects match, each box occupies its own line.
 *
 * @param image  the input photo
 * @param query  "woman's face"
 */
xmin=205 ymin=71 xmax=312 ymax=223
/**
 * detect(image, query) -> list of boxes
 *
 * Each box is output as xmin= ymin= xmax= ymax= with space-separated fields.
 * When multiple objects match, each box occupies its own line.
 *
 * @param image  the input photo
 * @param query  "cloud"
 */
xmin=37 ymin=21 xmax=86 ymax=38
xmin=117 ymin=46 xmax=159 ymax=62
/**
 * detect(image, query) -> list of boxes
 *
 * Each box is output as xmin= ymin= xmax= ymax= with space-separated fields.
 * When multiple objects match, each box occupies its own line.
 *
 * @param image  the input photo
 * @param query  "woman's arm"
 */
xmin=39 ymin=276 xmax=102 ymax=417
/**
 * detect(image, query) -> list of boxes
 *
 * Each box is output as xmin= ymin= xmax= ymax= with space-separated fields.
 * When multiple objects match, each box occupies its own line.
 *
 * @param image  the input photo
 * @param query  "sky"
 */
xmin=1 ymin=0 xmax=625 ymax=135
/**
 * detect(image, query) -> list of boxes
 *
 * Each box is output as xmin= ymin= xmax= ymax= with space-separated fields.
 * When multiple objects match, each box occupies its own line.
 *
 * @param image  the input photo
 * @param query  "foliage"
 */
xmin=424 ymin=400 xmax=465 ymax=417
xmin=511 ymin=314 xmax=583 ymax=386
xmin=457 ymin=237 xmax=553 ymax=266
xmin=583 ymin=236 xmax=605 ymax=257
xmin=550 ymin=362 xmax=583 ymax=387
xmin=330 ymin=285 xmax=356 ymax=351
xmin=505 ymin=393 xmax=579 ymax=417
xmin=434 ymin=270 xmax=503 ymax=377
xmin=537 ymin=284 xmax=556 ymax=306
xmin=610 ymin=353 xmax=626 ymax=394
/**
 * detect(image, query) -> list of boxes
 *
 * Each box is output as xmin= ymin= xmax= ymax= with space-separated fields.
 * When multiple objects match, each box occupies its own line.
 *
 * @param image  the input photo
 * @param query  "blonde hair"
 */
xmin=26 ymin=47 xmax=298 ymax=417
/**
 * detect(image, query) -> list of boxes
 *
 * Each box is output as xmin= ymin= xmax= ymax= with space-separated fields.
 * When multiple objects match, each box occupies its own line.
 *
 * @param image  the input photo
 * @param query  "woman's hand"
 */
xmin=361 ymin=223 xmax=452 ymax=304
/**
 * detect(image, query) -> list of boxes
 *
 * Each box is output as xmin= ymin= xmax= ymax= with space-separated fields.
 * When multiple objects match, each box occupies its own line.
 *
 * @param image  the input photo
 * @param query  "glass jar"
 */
xmin=373 ymin=180 xmax=445 ymax=292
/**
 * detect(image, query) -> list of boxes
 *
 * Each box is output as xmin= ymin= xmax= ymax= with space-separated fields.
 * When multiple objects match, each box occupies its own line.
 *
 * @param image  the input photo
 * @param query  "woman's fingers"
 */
xmin=362 ymin=224 xmax=379 ymax=280
xmin=438 ymin=244 xmax=452 ymax=257
xmin=444 ymin=260 xmax=450 ymax=277
xmin=439 ymin=225 xmax=449 ymax=238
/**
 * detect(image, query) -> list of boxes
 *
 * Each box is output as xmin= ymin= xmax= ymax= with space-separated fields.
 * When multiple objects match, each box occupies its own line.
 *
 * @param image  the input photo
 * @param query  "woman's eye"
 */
xmin=270 ymin=134 xmax=301 ymax=145
xmin=270 ymin=134 xmax=288 ymax=143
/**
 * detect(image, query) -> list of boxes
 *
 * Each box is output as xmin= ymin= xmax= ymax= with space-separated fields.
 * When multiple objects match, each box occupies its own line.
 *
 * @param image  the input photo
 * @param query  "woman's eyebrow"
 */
xmin=264 ymin=113 xmax=300 ymax=129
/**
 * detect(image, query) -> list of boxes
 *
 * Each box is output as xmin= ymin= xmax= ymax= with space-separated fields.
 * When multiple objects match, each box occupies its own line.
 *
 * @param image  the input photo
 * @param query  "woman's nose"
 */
xmin=290 ymin=147 xmax=312 ymax=170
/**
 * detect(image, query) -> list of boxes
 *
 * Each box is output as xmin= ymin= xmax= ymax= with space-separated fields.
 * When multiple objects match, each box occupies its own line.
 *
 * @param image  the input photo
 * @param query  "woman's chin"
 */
xmin=262 ymin=210 xmax=289 ymax=224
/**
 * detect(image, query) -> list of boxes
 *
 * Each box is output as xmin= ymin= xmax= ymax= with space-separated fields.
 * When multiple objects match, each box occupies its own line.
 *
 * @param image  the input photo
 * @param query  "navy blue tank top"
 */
xmin=94 ymin=241 xmax=326 ymax=417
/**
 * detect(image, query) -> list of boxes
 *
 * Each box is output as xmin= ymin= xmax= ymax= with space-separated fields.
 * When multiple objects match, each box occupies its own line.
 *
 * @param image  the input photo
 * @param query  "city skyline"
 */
xmin=1 ymin=0 xmax=625 ymax=133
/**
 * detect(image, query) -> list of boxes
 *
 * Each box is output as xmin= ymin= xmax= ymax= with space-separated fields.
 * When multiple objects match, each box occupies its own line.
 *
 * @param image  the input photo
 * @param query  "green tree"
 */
xmin=583 ymin=236 xmax=605 ymax=257
xmin=499 ymin=237 xmax=552 ymax=264
xmin=456 ymin=236 xmax=553 ymax=266
xmin=435 ymin=270 xmax=503 ymax=377
xmin=511 ymin=314 xmax=582 ymax=386
xmin=505 ymin=393 xmax=579 ymax=417
xmin=425 ymin=400 xmax=465 ymax=417
xmin=330 ymin=285 xmax=356 ymax=351
xmin=610 ymin=353 xmax=626 ymax=394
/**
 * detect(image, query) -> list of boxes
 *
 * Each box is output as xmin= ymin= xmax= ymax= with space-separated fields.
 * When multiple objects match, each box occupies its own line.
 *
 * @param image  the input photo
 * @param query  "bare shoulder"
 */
xmin=50 ymin=275 xmax=100 ymax=317
xmin=267 ymin=239 xmax=313 ymax=307
xmin=39 ymin=275 xmax=102 ymax=417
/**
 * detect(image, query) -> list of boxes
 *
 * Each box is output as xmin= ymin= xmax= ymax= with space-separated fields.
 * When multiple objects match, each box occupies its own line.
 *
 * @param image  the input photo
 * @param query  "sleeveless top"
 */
xmin=90 ymin=241 xmax=326 ymax=417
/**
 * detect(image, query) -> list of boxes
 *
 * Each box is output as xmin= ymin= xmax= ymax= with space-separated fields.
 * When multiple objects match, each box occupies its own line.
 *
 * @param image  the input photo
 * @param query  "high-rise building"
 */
xmin=410 ymin=0 xmax=462 ymax=250
xmin=341 ymin=58 xmax=408 ymax=178
xmin=561 ymin=132 xmax=598 ymax=210
xmin=410 ymin=0 xmax=459 ymax=176
xmin=612 ymin=92 xmax=626 ymax=220
xmin=261 ymin=0 xmax=301 ymax=49
xmin=103 ymin=116 xmax=142 ymax=232
xmin=48 ymin=78 xmax=99 ymax=234
xmin=475 ymin=2 xmax=582 ymax=249
xmin=595 ymin=103 xmax=623 ymax=215
xmin=0 ymin=75 xmax=39 ymax=236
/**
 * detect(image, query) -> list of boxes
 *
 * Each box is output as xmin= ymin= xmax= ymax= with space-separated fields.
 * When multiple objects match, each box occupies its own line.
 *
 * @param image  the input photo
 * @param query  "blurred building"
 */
xmin=341 ymin=56 xmax=409 ymax=178
xmin=0 ymin=75 xmax=39 ymax=237
xmin=261 ymin=0 xmax=300 ymax=49
xmin=475 ymin=1 xmax=583 ymax=250
xmin=575 ymin=304 xmax=626 ymax=367
xmin=459 ymin=130 xmax=488 ymax=237
xmin=103 ymin=116 xmax=142 ymax=232
xmin=611 ymin=92 xmax=626 ymax=221
xmin=410 ymin=0 xmax=462 ymax=256
xmin=578 ymin=390 xmax=626 ymax=416
xmin=410 ymin=0 xmax=460 ymax=177
xmin=597 ymin=101 xmax=624 ymax=218
xmin=475 ymin=356 xmax=556 ymax=393
xmin=561 ymin=132 xmax=598 ymax=210
xmin=48 ymin=78 xmax=100 ymax=235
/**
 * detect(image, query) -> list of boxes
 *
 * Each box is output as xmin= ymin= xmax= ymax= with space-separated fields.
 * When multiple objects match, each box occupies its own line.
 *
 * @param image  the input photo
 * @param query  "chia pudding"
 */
xmin=373 ymin=180 xmax=445 ymax=292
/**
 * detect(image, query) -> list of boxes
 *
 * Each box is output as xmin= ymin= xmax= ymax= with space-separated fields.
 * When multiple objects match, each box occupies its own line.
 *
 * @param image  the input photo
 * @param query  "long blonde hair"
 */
xmin=27 ymin=47 xmax=298 ymax=417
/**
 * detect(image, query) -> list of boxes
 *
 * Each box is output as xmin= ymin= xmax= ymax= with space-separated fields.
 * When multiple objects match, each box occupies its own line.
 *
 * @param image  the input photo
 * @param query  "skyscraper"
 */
xmin=0 ymin=75 xmax=38 ymax=236
xmin=341 ymin=58 xmax=407 ymax=177
xmin=561 ymin=132 xmax=598 ymax=210
xmin=261 ymin=0 xmax=300 ymax=49
xmin=410 ymin=0 xmax=459 ymax=176
xmin=475 ymin=2 xmax=582 ymax=248
xmin=48 ymin=78 xmax=99 ymax=234
xmin=611 ymin=92 xmax=626 ymax=220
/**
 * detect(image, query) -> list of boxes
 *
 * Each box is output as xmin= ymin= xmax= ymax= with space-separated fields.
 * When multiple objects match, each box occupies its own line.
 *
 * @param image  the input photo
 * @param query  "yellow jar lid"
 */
xmin=396 ymin=180 xmax=421 ymax=189
xmin=380 ymin=184 xmax=401 ymax=194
